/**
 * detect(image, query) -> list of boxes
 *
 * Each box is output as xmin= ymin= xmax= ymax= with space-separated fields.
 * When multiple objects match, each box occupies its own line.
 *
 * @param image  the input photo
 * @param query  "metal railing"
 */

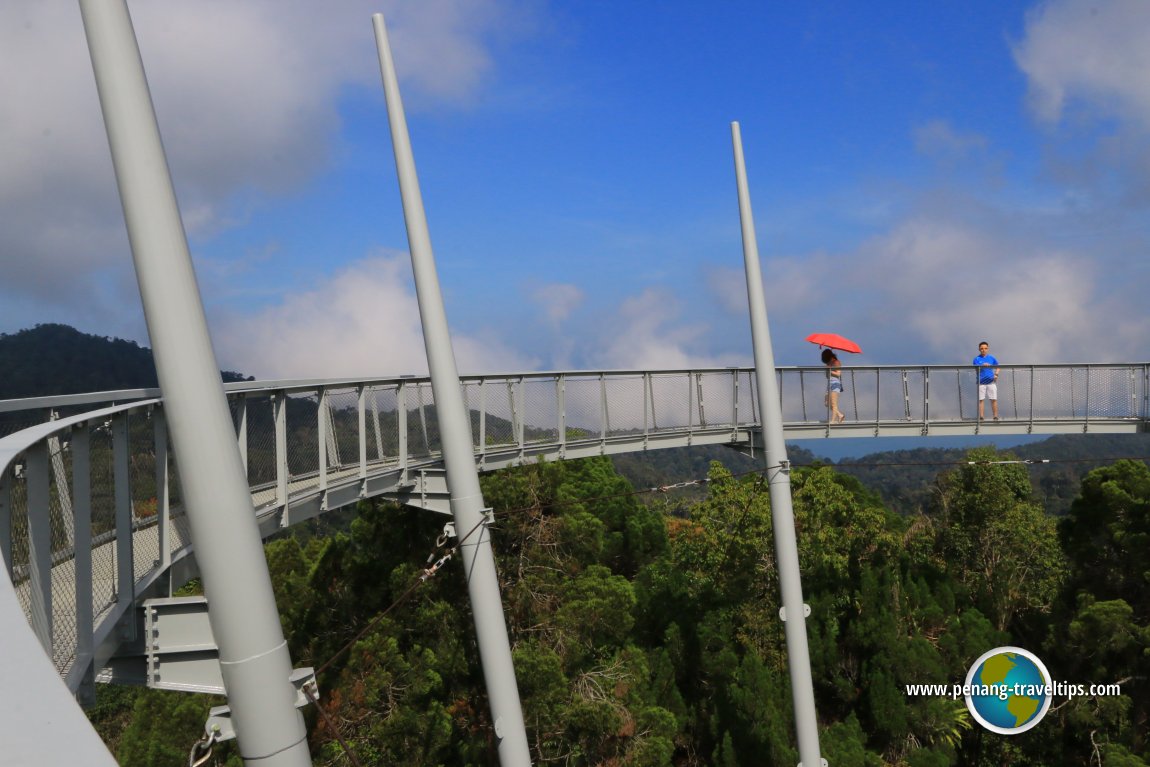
xmin=1 ymin=363 xmax=1147 ymax=698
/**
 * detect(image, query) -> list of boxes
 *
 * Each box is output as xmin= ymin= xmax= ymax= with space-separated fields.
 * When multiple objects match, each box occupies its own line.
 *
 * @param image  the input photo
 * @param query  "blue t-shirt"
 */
xmin=973 ymin=354 xmax=998 ymax=384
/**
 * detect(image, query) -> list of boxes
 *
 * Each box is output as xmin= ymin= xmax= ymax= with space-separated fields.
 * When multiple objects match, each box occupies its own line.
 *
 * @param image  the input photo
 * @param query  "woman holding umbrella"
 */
xmin=806 ymin=333 xmax=861 ymax=424
xmin=821 ymin=348 xmax=845 ymax=423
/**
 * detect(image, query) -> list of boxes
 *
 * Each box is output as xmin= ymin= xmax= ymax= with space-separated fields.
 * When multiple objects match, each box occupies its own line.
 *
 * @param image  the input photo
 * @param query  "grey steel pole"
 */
xmin=731 ymin=122 xmax=824 ymax=767
xmin=78 ymin=2 xmax=311 ymax=764
xmin=372 ymin=13 xmax=532 ymax=767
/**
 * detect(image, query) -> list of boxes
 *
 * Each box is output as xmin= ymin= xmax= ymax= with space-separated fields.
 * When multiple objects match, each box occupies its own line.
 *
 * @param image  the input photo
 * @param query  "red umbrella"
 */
xmin=805 ymin=332 xmax=862 ymax=354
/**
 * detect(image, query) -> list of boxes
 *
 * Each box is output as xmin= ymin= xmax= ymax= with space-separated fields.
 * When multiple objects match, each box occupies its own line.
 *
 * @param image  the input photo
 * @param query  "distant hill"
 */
xmin=609 ymin=432 xmax=1150 ymax=517
xmin=0 ymin=323 xmax=251 ymax=400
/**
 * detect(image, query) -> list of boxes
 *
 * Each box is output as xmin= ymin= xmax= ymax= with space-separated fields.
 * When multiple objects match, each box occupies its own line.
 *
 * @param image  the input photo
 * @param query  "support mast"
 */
xmin=79 ymin=2 xmax=311 ymax=764
xmin=372 ymin=13 xmax=532 ymax=767
xmin=731 ymin=121 xmax=824 ymax=767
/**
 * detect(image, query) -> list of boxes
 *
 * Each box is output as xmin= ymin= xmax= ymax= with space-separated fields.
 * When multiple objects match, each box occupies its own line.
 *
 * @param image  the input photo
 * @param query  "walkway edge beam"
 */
xmin=373 ymin=14 xmax=532 ymax=767
xmin=78 ymin=2 xmax=311 ymax=764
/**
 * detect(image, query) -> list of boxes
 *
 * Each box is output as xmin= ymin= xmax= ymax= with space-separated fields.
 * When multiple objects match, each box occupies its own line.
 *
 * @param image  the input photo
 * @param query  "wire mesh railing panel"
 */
xmin=561 ymin=377 xmax=604 ymax=441
xmin=736 ymin=370 xmax=758 ymax=427
xmin=1085 ymin=366 xmax=1141 ymax=418
xmin=367 ymin=385 xmax=400 ymax=465
xmin=7 ymin=475 xmax=31 ymax=610
xmin=779 ymin=368 xmax=833 ymax=423
xmin=241 ymin=394 xmax=278 ymax=492
xmin=406 ymin=381 xmax=441 ymax=458
xmin=876 ymin=368 xmax=925 ymax=422
xmin=521 ymin=377 xmax=560 ymax=445
xmin=325 ymin=388 xmax=361 ymax=471
xmin=48 ymin=447 xmax=77 ymax=675
xmin=1029 ymin=367 xmax=1078 ymax=419
xmin=462 ymin=382 xmax=486 ymax=450
xmin=86 ymin=425 xmax=118 ymax=624
xmin=926 ymin=368 xmax=975 ymax=421
xmin=471 ymin=379 xmax=515 ymax=450
xmin=602 ymin=375 xmax=646 ymax=438
xmin=285 ymin=392 xmax=320 ymax=479
xmin=695 ymin=371 xmax=736 ymax=429
xmin=648 ymin=373 xmax=691 ymax=431
xmin=127 ymin=412 xmax=160 ymax=584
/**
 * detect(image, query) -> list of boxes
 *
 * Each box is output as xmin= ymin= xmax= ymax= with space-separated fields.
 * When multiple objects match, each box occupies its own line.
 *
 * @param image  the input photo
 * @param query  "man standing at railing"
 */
xmin=974 ymin=341 xmax=1000 ymax=420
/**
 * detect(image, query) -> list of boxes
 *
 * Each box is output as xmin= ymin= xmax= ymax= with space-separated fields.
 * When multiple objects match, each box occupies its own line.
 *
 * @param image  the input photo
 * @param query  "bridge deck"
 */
xmin=0 ymin=363 xmax=1147 ymax=703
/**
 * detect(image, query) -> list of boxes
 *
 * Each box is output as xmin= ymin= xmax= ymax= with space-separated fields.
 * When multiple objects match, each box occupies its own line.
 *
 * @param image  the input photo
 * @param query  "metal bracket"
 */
xmin=481 ymin=507 xmax=495 ymax=526
xmin=779 ymin=604 xmax=811 ymax=622
xmin=796 ymin=760 xmax=829 ymax=767
xmin=204 ymin=667 xmax=317 ymax=743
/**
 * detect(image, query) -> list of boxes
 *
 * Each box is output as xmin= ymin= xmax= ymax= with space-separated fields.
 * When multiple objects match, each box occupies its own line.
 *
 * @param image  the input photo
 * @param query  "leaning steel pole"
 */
xmin=372 ymin=13 xmax=532 ymax=767
xmin=731 ymin=122 xmax=823 ymax=766
xmin=78 ymin=2 xmax=312 ymax=765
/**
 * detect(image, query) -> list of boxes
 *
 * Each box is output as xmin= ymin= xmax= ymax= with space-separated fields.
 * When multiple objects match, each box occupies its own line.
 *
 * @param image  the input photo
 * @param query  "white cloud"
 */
xmin=1014 ymin=0 xmax=1150 ymax=128
xmin=530 ymin=282 xmax=585 ymax=325
xmin=589 ymin=288 xmax=744 ymax=370
xmin=791 ymin=215 xmax=1150 ymax=364
xmin=0 ymin=0 xmax=526 ymax=334
xmin=913 ymin=120 xmax=989 ymax=160
xmin=213 ymin=254 xmax=537 ymax=379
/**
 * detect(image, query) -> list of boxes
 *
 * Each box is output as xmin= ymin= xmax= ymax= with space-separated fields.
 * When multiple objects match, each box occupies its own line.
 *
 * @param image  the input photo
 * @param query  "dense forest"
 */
xmin=86 ymin=449 xmax=1148 ymax=766
xmin=7 ymin=324 xmax=1148 ymax=764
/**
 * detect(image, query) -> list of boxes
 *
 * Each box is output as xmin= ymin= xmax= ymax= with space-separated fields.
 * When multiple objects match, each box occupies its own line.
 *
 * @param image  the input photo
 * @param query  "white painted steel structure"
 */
xmin=2 ymin=364 xmax=1147 ymax=697
xmin=0 ymin=363 xmax=1147 ymax=761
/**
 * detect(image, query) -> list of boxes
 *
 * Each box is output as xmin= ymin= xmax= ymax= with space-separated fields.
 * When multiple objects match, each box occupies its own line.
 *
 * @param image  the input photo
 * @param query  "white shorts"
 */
xmin=979 ymin=383 xmax=998 ymax=400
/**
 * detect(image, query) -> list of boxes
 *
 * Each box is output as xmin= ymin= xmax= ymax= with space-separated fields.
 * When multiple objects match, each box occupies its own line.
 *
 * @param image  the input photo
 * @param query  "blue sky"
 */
xmin=3 ymin=0 xmax=1150 ymax=380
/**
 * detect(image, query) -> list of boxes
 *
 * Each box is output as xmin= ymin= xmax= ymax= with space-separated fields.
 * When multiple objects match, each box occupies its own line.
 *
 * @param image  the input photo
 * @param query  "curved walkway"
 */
xmin=0 ymin=363 xmax=1146 ymax=748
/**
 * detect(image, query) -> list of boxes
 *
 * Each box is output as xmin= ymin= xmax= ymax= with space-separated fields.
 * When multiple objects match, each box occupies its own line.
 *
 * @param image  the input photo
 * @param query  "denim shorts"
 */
xmin=829 ymin=380 xmax=844 ymax=393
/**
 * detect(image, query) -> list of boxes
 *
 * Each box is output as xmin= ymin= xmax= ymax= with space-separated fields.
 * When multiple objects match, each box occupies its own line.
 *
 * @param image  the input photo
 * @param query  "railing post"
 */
xmin=600 ymin=373 xmax=608 ymax=442
xmin=1084 ymin=367 xmax=1091 ymax=431
xmin=923 ymin=368 xmax=930 ymax=427
xmin=236 ymin=395 xmax=248 ymax=474
xmin=275 ymin=393 xmax=288 ymax=507
xmin=0 ymin=465 xmax=12 ymax=579
xmin=154 ymin=408 xmax=170 ymax=572
xmin=479 ymin=379 xmax=487 ymax=457
xmin=72 ymin=424 xmax=95 ymax=702
xmin=1035 ymin=365 xmax=1044 ymax=425
xmin=317 ymin=388 xmax=328 ymax=493
xmin=557 ymin=375 xmax=567 ymax=458
xmin=515 ymin=378 xmax=525 ymax=460
xmin=26 ymin=441 xmax=52 ymax=654
xmin=358 ymin=385 xmax=368 ymax=481
xmin=731 ymin=369 xmax=739 ymax=440
xmin=642 ymin=373 xmax=650 ymax=445
xmin=112 ymin=412 xmax=133 ymax=624
xmin=398 ymin=382 xmax=409 ymax=481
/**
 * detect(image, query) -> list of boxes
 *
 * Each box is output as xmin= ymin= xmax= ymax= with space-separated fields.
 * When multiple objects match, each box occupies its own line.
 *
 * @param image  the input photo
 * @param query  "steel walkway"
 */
xmin=0 ymin=362 xmax=1147 ymax=756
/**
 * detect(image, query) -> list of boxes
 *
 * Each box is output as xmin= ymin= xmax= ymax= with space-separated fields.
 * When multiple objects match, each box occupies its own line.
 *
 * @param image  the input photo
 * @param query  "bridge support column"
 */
xmin=78 ymin=3 xmax=311 ymax=764
xmin=731 ymin=122 xmax=824 ymax=767
xmin=373 ymin=14 xmax=531 ymax=767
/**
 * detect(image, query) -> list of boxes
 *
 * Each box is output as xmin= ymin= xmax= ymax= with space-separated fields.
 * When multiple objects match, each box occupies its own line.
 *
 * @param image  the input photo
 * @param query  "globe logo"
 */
xmin=964 ymin=646 xmax=1052 ymax=734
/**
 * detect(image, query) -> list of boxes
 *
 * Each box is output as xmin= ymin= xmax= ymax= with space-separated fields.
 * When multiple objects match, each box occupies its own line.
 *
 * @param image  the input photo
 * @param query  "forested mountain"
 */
xmin=0 ymin=323 xmax=250 ymax=400
xmin=89 ymin=450 xmax=1149 ymax=766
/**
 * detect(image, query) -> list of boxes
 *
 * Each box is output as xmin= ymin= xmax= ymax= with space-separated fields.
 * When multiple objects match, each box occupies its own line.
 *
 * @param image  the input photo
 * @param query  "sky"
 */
xmin=4 ymin=0 xmax=1150 ymax=382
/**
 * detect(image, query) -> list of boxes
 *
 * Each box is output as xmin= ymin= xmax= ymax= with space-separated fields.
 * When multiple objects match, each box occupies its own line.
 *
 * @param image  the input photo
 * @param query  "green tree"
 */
xmin=933 ymin=447 xmax=1066 ymax=632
